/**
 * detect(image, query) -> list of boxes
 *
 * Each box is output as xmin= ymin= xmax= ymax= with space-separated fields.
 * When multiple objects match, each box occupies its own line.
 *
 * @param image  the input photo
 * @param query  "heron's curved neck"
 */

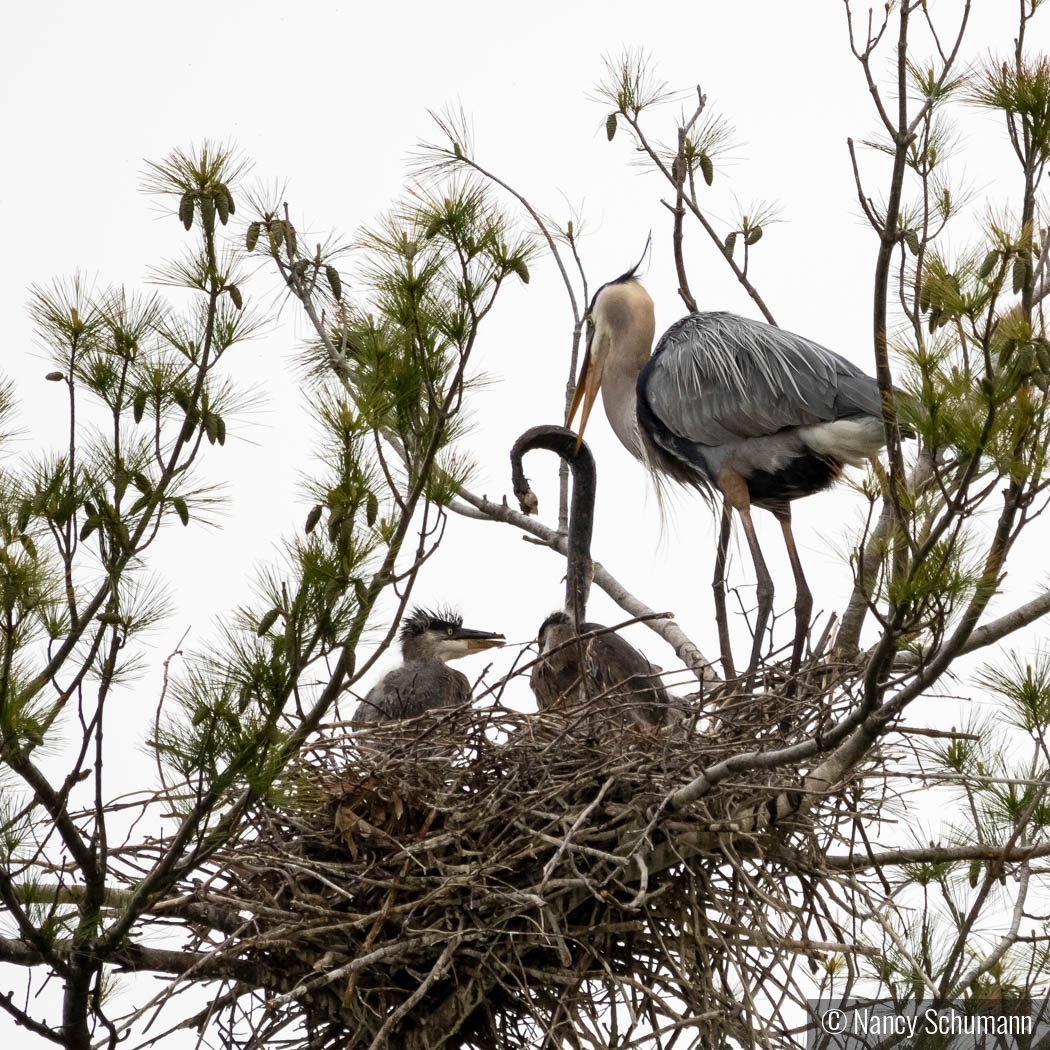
xmin=564 ymin=450 xmax=595 ymax=628
xmin=510 ymin=426 xmax=596 ymax=626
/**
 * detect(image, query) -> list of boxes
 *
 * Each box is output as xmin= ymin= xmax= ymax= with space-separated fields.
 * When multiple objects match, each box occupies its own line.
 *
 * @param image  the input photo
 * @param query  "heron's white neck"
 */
xmin=595 ymin=281 xmax=656 ymax=461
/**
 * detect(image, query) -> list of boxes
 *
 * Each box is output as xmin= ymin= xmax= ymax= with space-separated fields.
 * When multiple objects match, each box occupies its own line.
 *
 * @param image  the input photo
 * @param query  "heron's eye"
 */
xmin=447 ymin=627 xmax=454 ymax=637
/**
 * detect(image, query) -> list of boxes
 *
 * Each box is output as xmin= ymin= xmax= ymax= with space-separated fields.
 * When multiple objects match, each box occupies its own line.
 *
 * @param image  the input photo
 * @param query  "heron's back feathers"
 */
xmin=643 ymin=312 xmax=881 ymax=440
xmin=637 ymin=311 xmax=885 ymax=504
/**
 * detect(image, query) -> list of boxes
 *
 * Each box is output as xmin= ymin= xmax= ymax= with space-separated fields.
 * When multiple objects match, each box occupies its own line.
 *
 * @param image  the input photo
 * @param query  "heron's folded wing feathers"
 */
xmin=640 ymin=312 xmax=881 ymax=446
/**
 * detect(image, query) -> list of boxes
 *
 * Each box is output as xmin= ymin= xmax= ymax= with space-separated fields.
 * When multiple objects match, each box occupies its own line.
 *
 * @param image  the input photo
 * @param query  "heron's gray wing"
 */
xmin=354 ymin=662 xmax=471 ymax=722
xmin=586 ymin=631 xmax=671 ymax=727
xmin=640 ymin=312 xmax=881 ymax=446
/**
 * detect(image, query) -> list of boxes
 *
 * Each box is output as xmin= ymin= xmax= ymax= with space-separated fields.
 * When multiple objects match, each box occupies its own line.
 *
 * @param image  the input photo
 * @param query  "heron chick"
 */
xmin=352 ymin=607 xmax=505 ymax=723
xmin=568 ymin=255 xmax=886 ymax=683
xmin=511 ymin=425 xmax=674 ymax=727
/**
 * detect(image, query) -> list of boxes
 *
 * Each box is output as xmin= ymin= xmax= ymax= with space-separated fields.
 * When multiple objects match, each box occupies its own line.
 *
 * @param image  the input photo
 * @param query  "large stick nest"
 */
xmin=199 ymin=679 xmax=867 ymax=1050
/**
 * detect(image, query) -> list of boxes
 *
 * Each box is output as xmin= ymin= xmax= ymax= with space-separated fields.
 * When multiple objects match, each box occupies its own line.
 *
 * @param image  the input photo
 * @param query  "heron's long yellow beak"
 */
xmin=566 ymin=342 xmax=602 ymax=453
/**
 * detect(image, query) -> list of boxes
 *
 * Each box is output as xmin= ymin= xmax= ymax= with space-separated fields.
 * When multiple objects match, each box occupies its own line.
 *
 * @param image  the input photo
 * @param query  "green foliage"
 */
xmin=969 ymin=55 xmax=1050 ymax=163
xmin=425 ymin=450 xmax=475 ymax=506
xmin=902 ymin=856 xmax=959 ymax=885
xmin=930 ymin=715 xmax=989 ymax=777
xmin=965 ymin=960 xmax=1029 ymax=1005
xmin=154 ymin=152 xmax=529 ymax=797
xmin=250 ymin=179 xmax=533 ymax=522
xmin=680 ymin=111 xmax=735 ymax=183
xmin=0 ymin=789 xmax=30 ymax=862
xmin=976 ymin=650 xmax=1050 ymax=734
xmin=918 ymin=247 xmax=992 ymax=331
xmin=0 ymin=146 xmax=283 ymax=937
xmin=920 ymin=698 xmax=1050 ymax=888
xmin=155 ymin=386 xmax=384 ymax=785
xmin=302 ymin=395 xmax=383 ymax=546
xmin=882 ymin=529 xmax=980 ymax=633
xmin=141 ymin=143 xmax=247 ymax=237
xmin=595 ymin=48 xmax=736 ymax=192
xmin=720 ymin=203 xmax=778 ymax=262
xmin=595 ymin=48 xmax=678 ymax=119
xmin=908 ymin=60 xmax=971 ymax=108
xmin=161 ymin=664 xmax=278 ymax=784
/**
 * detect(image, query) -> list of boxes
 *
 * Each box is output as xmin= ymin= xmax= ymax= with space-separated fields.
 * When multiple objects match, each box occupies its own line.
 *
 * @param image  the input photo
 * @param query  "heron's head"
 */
xmin=536 ymin=610 xmax=573 ymax=652
xmin=567 ymin=271 xmax=655 ymax=451
xmin=400 ymin=606 xmax=505 ymax=663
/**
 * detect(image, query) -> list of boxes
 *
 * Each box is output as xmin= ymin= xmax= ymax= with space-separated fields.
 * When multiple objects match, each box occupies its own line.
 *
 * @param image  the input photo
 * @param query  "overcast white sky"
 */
xmin=3 ymin=0 xmax=1050 ymax=1041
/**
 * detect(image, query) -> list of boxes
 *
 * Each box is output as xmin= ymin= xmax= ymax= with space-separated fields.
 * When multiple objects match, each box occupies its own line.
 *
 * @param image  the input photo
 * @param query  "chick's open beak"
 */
xmin=454 ymin=627 xmax=506 ymax=653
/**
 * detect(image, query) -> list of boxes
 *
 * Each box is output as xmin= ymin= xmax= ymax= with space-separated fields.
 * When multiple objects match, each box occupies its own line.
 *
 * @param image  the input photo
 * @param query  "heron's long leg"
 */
xmin=712 ymin=501 xmax=736 ymax=680
xmin=737 ymin=506 xmax=774 ymax=681
xmin=775 ymin=507 xmax=813 ymax=688
xmin=717 ymin=468 xmax=773 ymax=685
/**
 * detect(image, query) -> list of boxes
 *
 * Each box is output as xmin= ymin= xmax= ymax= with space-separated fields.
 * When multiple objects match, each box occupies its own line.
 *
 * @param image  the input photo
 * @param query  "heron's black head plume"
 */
xmin=585 ymin=233 xmax=652 ymax=316
xmin=400 ymin=606 xmax=463 ymax=642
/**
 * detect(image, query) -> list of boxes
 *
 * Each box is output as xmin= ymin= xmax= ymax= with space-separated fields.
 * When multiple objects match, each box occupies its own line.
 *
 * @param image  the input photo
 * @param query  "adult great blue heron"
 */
xmin=352 ymin=608 xmax=505 ymax=723
xmin=567 ymin=259 xmax=886 ymax=681
xmin=511 ymin=425 xmax=673 ymax=726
